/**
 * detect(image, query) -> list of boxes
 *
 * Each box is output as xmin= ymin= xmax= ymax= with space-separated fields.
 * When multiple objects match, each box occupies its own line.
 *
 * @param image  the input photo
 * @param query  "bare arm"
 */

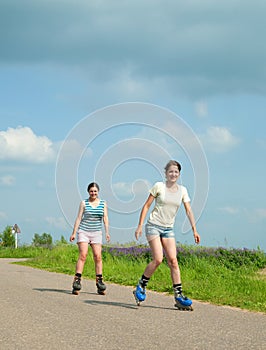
xmin=69 ymin=201 xmax=85 ymax=242
xmin=183 ymin=201 xmax=200 ymax=244
xmin=103 ymin=202 xmax=110 ymax=242
xmin=135 ymin=194 xmax=155 ymax=240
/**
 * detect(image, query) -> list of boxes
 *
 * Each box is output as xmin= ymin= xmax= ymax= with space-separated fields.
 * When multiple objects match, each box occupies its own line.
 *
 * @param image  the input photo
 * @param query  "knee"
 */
xmin=153 ymin=257 xmax=163 ymax=267
xmin=168 ymin=257 xmax=178 ymax=269
xmin=79 ymin=253 xmax=88 ymax=262
xmin=93 ymin=254 xmax=102 ymax=263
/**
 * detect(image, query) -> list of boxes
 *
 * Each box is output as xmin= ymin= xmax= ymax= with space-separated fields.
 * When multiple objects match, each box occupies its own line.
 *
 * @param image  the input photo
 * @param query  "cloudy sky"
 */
xmin=1 ymin=0 xmax=266 ymax=250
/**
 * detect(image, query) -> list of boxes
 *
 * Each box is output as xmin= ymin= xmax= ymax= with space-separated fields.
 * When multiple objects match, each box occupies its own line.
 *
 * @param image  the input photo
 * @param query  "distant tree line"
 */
xmin=0 ymin=226 xmax=15 ymax=247
xmin=0 ymin=225 xmax=67 ymax=248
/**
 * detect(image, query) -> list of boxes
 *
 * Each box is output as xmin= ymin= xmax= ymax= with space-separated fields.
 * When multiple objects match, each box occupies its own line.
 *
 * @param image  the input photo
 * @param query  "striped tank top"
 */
xmin=78 ymin=199 xmax=105 ymax=232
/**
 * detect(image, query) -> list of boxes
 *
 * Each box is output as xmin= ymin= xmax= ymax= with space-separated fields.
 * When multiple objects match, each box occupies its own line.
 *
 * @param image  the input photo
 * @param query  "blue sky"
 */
xmin=0 ymin=0 xmax=266 ymax=250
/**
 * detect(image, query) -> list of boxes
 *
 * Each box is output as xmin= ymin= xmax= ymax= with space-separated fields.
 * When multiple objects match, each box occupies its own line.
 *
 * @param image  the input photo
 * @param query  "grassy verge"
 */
xmin=1 ymin=244 xmax=265 ymax=313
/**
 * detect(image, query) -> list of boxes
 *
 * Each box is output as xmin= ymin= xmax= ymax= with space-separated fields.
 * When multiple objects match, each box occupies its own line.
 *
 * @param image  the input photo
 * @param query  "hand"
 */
xmin=193 ymin=231 xmax=200 ymax=244
xmin=69 ymin=234 xmax=76 ymax=242
xmin=105 ymin=233 xmax=111 ymax=243
xmin=135 ymin=227 xmax=142 ymax=240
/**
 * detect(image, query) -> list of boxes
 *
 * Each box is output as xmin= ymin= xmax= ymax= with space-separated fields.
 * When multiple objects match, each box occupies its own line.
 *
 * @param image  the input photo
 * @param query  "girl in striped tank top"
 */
xmin=70 ymin=182 xmax=110 ymax=295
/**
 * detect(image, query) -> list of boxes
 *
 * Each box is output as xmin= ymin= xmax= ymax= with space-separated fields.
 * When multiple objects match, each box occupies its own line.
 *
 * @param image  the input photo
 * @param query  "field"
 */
xmin=0 ymin=243 xmax=265 ymax=313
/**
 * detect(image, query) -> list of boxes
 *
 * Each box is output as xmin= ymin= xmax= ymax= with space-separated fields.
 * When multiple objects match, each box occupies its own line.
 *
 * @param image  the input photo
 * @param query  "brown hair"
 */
xmin=164 ymin=160 xmax=181 ymax=172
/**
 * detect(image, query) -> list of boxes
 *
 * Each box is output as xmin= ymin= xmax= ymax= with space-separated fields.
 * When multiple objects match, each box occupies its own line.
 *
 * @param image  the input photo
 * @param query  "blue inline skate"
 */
xmin=174 ymin=292 xmax=193 ymax=311
xmin=133 ymin=283 xmax=146 ymax=306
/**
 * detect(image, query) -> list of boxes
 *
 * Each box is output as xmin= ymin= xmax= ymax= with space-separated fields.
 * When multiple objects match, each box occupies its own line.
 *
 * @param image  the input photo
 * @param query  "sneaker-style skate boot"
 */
xmin=72 ymin=276 xmax=81 ymax=295
xmin=96 ymin=276 xmax=106 ymax=295
xmin=133 ymin=283 xmax=146 ymax=306
xmin=174 ymin=291 xmax=193 ymax=311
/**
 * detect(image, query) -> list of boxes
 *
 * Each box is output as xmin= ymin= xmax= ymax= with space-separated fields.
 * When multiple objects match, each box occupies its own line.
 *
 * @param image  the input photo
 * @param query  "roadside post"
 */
xmin=12 ymin=224 xmax=21 ymax=249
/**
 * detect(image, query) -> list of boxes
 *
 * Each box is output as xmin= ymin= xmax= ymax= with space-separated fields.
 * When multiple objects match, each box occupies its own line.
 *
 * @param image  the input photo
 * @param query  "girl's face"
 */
xmin=165 ymin=165 xmax=180 ymax=183
xmin=88 ymin=186 xmax=99 ymax=199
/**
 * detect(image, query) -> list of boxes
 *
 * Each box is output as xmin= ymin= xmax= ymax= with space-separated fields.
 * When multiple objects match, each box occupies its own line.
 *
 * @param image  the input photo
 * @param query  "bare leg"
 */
xmin=75 ymin=242 xmax=89 ymax=274
xmin=91 ymin=243 xmax=103 ymax=275
xmin=143 ymin=236 xmax=164 ymax=278
xmin=161 ymin=237 xmax=181 ymax=284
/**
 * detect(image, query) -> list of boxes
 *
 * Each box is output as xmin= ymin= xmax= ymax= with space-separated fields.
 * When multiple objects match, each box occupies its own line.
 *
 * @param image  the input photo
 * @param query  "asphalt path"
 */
xmin=0 ymin=258 xmax=265 ymax=350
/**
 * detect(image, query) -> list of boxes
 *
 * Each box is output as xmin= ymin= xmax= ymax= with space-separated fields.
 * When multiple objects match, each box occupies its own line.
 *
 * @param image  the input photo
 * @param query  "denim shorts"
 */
xmin=145 ymin=222 xmax=175 ymax=239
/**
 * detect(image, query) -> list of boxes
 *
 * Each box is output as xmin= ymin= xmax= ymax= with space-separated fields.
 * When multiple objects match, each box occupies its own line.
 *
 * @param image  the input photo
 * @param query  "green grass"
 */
xmin=1 ymin=243 xmax=265 ymax=313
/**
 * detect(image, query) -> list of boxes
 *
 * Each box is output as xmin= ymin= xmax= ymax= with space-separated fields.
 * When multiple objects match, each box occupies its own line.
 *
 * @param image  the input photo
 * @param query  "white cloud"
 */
xmin=195 ymin=101 xmax=208 ymax=118
xmin=254 ymin=208 xmax=266 ymax=220
xmin=219 ymin=207 xmax=266 ymax=224
xmin=106 ymin=66 xmax=152 ymax=100
xmin=220 ymin=207 xmax=266 ymax=224
xmin=0 ymin=128 xmax=91 ymax=166
xmin=56 ymin=139 xmax=93 ymax=161
xmin=244 ymin=207 xmax=266 ymax=224
xmin=201 ymin=126 xmax=241 ymax=153
xmin=135 ymin=127 xmax=177 ymax=157
xmin=219 ymin=206 xmax=240 ymax=215
xmin=0 ymin=211 xmax=8 ymax=220
xmin=112 ymin=180 xmax=151 ymax=198
xmin=0 ymin=126 xmax=56 ymax=163
xmin=0 ymin=175 xmax=15 ymax=186
xmin=112 ymin=182 xmax=134 ymax=198
xmin=45 ymin=216 xmax=69 ymax=230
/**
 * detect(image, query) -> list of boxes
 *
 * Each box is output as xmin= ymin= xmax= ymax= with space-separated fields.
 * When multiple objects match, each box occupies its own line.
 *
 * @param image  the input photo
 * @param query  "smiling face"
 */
xmin=165 ymin=164 xmax=180 ymax=184
xmin=88 ymin=186 xmax=99 ymax=200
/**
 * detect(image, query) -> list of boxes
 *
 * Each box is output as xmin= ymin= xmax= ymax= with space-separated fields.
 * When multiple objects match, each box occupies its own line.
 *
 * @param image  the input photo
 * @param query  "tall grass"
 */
xmin=0 ymin=245 xmax=47 ymax=258
xmin=1 ymin=243 xmax=265 ymax=313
